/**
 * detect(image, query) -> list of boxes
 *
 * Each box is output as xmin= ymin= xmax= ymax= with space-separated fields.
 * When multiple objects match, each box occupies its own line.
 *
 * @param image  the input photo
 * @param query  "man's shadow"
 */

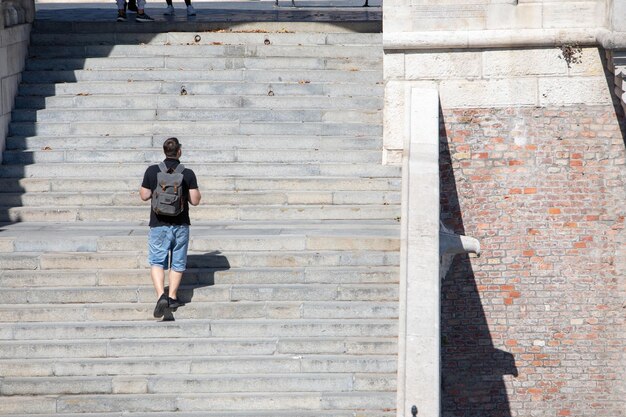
xmin=439 ymin=111 xmax=518 ymax=417
xmin=162 ymin=251 xmax=230 ymax=321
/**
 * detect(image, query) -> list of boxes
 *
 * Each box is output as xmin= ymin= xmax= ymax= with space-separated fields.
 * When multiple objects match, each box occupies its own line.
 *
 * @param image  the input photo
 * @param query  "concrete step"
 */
xmin=0 ymin=283 xmax=398 ymax=305
xmin=0 ymin=266 xmax=399 ymax=287
xmin=25 ymin=56 xmax=381 ymax=71
xmin=0 ymin=162 xmax=399 ymax=178
xmin=17 ymin=80 xmax=384 ymax=97
xmin=1 ymin=391 xmax=396 ymax=414
xmin=0 ymin=250 xmax=400 ymax=270
xmin=0 ymin=336 xmax=397 ymax=358
xmin=0 ymin=372 xmax=396 ymax=395
xmin=28 ymin=44 xmax=382 ymax=59
xmin=0 ymin=411 xmax=393 ymax=417
xmin=10 ymin=108 xmax=381 ymax=124
xmin=0 ymin=354 xmax=397 ymax=377
xmin=0 ymin=300 xmax=399 ymax=322
xmin=0 ymin=204 xmax=401 ymax=222
xmin=2 ymin=148 xmax=383 ymax=164
xmin=0 ymin=176 xmax=399 ymax=193
xmin=0 ymin=189 xmax=399 ymax=206
xmin=9 ymin=120 xmax=382 ymax=137
xmin=5 ymin=134 xmax=383 ymax=151
xmin=0 ymin=319 xmax=397 ymax=340
xmin=20 ymin=68 xmax=383 ymax=83
xmin=14 ymin=94 xmax=383 ymax=110
xmin=29 ymin=31 xmax=382 ymax=47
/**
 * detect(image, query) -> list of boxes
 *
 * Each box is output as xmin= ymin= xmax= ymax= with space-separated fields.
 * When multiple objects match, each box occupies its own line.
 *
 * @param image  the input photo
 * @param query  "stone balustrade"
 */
xmin=0 ymin=0 xmax=34 ymax=161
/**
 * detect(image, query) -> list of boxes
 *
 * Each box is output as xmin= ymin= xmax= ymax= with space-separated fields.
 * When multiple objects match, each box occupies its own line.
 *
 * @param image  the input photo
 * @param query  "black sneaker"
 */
xmin=116 ymin=11 xmax=127 ymax=21
xmin=168 ymin=297 xmax=185 ymax=312
xmin=153 ymin=293 xmax=168 ymax=318
xmin=136 ymin=12 xmax=155 ymax=22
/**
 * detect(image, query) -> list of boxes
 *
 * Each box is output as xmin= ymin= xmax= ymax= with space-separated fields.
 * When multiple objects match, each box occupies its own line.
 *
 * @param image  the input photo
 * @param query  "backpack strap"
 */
xmin=157 ymin=162 xmax=185 ymax=174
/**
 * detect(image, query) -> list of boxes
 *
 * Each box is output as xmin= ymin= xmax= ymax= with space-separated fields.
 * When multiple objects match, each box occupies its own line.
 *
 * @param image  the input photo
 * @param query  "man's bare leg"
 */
xmin=151 ymin=266 xmax=166 ymax=297
xmin=168 ymin=270 xmax=183 ymax=300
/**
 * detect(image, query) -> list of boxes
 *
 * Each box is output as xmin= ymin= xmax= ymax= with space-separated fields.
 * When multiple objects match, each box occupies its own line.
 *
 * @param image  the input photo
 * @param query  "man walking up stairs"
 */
xmin=0 ymin=9 xmax=401 ymax=416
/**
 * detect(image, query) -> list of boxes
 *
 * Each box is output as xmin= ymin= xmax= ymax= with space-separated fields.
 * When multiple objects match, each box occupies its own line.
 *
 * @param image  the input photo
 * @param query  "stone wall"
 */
xmin=384 ymin=47 xmax=612 ymax=164
xmin=0 ymin=0 xmax=33 ymax=162
xmin=439 ymin=103 xmax=626 ymax=417
xmin=383 ymin=0 xmax=607 ymax=35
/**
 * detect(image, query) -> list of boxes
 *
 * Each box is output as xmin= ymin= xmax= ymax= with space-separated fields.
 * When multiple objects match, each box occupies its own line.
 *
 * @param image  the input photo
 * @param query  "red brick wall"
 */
xmin=439 ymin=105 xmax=626 ymax=417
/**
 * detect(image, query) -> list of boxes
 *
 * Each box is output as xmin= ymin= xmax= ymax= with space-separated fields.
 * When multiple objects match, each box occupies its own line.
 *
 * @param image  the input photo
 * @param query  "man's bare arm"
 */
xmin=139 ymin=187 xmax=152 ymax=201
xmin=189 ymin=188 xmax=201 ymax=206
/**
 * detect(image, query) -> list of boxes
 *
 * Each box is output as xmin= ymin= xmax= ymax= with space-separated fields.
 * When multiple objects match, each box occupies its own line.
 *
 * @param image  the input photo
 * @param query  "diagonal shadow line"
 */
xmin=439 ymin=108 xmax=518 ymax=417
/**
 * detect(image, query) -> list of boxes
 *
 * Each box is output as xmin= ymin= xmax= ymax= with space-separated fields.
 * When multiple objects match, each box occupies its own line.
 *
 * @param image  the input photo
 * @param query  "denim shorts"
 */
xmin=147 ymin=225 xmax=190 ymax=272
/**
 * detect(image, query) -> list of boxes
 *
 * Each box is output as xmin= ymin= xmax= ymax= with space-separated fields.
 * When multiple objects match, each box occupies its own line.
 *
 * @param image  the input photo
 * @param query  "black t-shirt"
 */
xmin=142 ymin=158 xmax=199 ymax=227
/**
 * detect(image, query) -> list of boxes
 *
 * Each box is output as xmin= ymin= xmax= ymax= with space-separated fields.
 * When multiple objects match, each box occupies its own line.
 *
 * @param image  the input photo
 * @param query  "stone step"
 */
xmin=0 ymin=372 xmax=396 ymax=396
xmin=0 ymin=204 xmax=401 ymax=222
xmin=17 ymin=80 xmax=384 ymax=97
xmin=0 ymin=190 xmax=399 ymax=206
xmin=25 ymin=56 xmax=381 ymax=72
xmin=2 ymin=148 xmax=383 ymax=164
xmin=10 ymin=108 xmax=381 ymax=124
xmin=0 ymin=318 xmax=397 ymax=340
xmin=14 ymin=94 xmax=382 ymax=110
xmin=27 ymin=44 xmax=382 ymax=60
xmin=0 ymin=411 xmax=392 ymax=417
xmin=0 ymin=300 xmax=399 ymax=322
xmin=0 ymin=266 xmax=399 ymax=287
xmin=0 ymin=354 xmax=397 ymax=377
xmin=0 ymin=336 xmax=396 ymax=358
xmin=0 ymin=177 xmax=399 ymax=193
xmin=0 ymin=250 xmax=400 ymax=270
xmin=9 ymin=120 xmax=382 ymax=137
xmin=29 ymin=32 xmax=382 ymax=47
xmin=20 ymin=68 xmax=383 ymax=83
xmin=0 ymin=283 xmax=398 ymax=305
xmin=4 ymin=135 xmax=382 ymax=151
xmin=1 ymin=391 xmax=396 ymax=414
xmin=0 ymin=162 xmax=398 ymax=178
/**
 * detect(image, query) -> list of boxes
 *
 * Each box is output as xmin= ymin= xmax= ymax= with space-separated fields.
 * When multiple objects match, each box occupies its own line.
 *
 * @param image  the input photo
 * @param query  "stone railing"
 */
xmin=1 ymin=0 xmax=34 ymax=28
xmin=0 ymin=0 xmax=34 ymax=162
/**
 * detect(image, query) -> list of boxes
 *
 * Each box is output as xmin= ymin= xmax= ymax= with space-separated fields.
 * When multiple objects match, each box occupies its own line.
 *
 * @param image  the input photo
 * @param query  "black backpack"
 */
xmin=151 ymin=162 xmax=185 ymax=216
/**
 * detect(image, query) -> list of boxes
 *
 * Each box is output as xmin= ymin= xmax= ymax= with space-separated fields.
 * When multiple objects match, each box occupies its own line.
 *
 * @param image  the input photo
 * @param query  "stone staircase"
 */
xmin=607 ymin=49 xmax=626 ymax=115
xmin=0 ymin=22 xmax=401 ymax=416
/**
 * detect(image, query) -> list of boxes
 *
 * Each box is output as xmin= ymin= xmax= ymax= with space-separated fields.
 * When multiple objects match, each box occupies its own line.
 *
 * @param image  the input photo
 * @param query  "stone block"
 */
xmin=542 ymin=1 xmax=605 ymax=28
xmin=0 ymin=341 xmax=107 ymax=359
xmin=0 ymin=377 xmax=112 ymax=395
xmin=0 ymin=47 xmax=7 ymax=80
xmin=301 ymin=355 xmax=397 ymax=373
xmin=405 ymin=51 xmax=481 ymax=79
xmin=440 ymin=78 xmax=537 ymax=108
xmin=567 ymin=47 xmax=606 ymax=76
xmin=190 ymin=357 xmax=301 ymax=374
xmin=2 ymin=74 xmax=20 ymax=115
xmin=177 ymin=393 xmax=322 ymax=412
xmin=6 ymin=41 xmax=28 ymax=75
xmin=486 ymin=3 xmax=542 ymax=29
xmin=321 ymin=392 xmax=396 ymax=409
xmin=0 ymin=237 xmax=14 ymax=252
xmin=57 ymin=395 xmax=176 ymax=413
xmin=482 ymin=48 xmax=568 ymax=77
xmin=353 ymin=374 xmax=397 ymax=391
xmin=0 ymin=396 xmax=57 ymax=414
xmin=538 ymin=77 xmax=613 ymax=106
xmin=0 ymin=254 xmax=39 ymax=270
xmin=0 ymin=360 xmax=54 ymax=377
xmin=384 ymin=51 xmax=404 ymax=80
xmin=112 ymin=377 xmax=148 ymax=394
xmin=383 ymin=80 xmax=407 ymax=152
